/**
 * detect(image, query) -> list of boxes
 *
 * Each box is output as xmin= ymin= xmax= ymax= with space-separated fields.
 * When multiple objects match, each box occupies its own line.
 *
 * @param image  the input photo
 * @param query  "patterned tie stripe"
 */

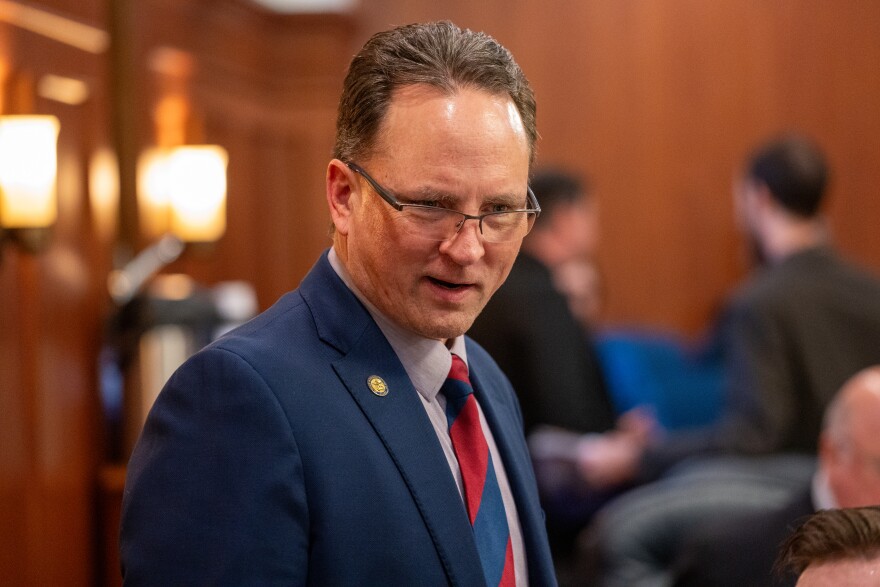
xmin=442 ymin=354 xmax=516 ymax=587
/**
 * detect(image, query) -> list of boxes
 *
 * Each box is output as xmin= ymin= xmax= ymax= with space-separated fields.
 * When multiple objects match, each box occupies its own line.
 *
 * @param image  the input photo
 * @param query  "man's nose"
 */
xmin=439 ymin=218 xmax=485 ymax=264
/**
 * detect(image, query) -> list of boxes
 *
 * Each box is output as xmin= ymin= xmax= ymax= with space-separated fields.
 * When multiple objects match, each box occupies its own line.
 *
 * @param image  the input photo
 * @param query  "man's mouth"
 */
xmin=428 ymin=277 xmax=469 ymax=290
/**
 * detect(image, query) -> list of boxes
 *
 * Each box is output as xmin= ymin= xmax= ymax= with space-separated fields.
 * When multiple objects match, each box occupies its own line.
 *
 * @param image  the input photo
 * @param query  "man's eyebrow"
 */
xmin=485 ymin=192 xmax=525 ymax=205
xmin=394 ymin=183 xmax=527 ymax=209
xmin=412 ymin=185 xmax=523 ymax=202
xmin=397 ymin=186 xmax=458 ymax=205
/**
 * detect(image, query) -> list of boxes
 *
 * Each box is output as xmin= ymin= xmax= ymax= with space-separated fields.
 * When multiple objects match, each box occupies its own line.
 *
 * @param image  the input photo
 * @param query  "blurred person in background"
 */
xmin=469 ymin=169 xmax=653 ymax=579
xmin=578 ymin=133 xmax=880 ymax=488
xmin=673 ymin=366 xmax=880 ymax=586
xmin=775 ymin=506 xmax=880 ymax=587
xmin=575 ymin=134 xmax=880 ymax=587
xmin=469 ymin=169 xmax=616 ymax=437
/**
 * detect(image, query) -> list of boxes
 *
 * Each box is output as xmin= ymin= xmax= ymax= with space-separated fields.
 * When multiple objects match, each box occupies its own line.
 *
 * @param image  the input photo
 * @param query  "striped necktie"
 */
xmin=441 ymin=354 xmax=516 ymax=587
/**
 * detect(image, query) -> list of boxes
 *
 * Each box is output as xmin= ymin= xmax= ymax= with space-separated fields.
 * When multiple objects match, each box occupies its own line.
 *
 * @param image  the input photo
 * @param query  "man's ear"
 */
xmin=818 ymin=431 xmax=838 ymax=468
xmin=326 ymin=159 xmax=357 ymax=236
xmin=751 ymin=181 xmax=778 ymax=214
xmin=736 ymin=178 xmax=770 ymax=224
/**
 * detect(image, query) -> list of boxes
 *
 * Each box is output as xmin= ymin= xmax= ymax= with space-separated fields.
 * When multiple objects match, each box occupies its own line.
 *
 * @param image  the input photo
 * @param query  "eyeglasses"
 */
xmin=345 ymin=161 xmax=540 ymax=243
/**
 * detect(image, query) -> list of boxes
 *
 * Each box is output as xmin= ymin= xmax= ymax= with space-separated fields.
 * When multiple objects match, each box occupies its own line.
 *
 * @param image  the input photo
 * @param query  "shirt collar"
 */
xmin=328 ymin=247 xmax=467 ymax=403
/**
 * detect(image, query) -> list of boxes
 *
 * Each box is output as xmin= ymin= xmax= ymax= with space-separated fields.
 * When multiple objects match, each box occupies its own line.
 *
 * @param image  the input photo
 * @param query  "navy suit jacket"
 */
xmin=120 ymin=251 xmax=557 ymax=586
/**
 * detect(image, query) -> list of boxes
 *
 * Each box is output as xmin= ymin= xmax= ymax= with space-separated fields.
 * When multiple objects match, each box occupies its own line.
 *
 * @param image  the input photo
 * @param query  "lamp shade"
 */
xmin=0 ymin=115 xmax=60 ymax=228
xmin=137 ymin=145 xmax=228 ymax=243
xmin=137 ymin=148 xmax=172 ymax=240
xmin=167 ymin=145 xmax=227 ymax=243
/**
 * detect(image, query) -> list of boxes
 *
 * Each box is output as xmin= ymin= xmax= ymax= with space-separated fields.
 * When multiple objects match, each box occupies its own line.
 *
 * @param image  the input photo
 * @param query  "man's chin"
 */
xmin=408 ymin=314 xmax=477 ymax=342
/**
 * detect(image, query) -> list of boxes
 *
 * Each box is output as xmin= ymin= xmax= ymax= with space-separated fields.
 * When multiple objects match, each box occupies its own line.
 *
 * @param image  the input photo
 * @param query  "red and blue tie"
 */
xmin=441 ymin=354 xmax=516 ymax=587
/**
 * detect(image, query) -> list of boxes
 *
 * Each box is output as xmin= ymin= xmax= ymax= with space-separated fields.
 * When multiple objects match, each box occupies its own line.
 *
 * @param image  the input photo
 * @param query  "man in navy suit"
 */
xmin=120 ymin=21 xmax=557 ymax=586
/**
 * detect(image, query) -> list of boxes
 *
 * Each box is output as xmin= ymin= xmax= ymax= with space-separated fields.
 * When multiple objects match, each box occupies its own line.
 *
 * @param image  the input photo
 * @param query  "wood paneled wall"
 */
xmin=359 ymin=0 xmax=880 ymax=335
xmin=119 ymin=0 xmax=354 ymax=309
xmin=0 ymin=2 xmax=112 ymax=584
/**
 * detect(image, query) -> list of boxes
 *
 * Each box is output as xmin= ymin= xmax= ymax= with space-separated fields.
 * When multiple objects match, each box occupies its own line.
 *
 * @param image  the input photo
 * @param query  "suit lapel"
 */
xmin=301 ymin=253 xmax=487 ymax=586
xmin=468 ymin=343 xmax=557 ymax=584
xmin=333 ymin=331 xmax=486 ymax=586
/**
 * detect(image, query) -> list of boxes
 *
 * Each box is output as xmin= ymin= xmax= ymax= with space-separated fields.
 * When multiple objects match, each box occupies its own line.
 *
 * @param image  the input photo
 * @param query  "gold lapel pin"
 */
xmin=367 ymin=375 xmax=389 ymax=397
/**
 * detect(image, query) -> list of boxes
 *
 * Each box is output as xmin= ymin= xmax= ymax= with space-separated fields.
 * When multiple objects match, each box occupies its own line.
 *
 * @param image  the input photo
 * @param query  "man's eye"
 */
xmin=414 ymin=200 xmax=444 ymax=208
xmin=487 ymin=203 xmax=514 ymax=213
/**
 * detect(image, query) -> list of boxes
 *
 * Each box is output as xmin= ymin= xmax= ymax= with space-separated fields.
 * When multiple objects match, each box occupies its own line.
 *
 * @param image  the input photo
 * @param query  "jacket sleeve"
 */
xmin=120 ymin=347 xmax=308 ymax=586
xmin=712 ymin=298 xmax=797 ymax=454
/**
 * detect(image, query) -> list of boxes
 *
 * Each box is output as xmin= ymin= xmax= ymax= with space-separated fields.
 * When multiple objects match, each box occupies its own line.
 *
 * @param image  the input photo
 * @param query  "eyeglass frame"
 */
xmin=344 ymin=161 xmax=541 ymax=243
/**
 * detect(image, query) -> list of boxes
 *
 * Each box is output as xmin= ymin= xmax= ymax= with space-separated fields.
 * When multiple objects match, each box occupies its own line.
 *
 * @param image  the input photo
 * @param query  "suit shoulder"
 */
xmin=197 ymin=289 xmax=338 ymax=386
xmin=733 ymin=248 xmax=880 ymax=311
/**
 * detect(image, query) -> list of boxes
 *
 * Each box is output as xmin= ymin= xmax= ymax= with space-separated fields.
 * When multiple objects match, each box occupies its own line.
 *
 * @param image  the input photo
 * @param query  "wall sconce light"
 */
xmin=137 ymin=144 xmax=228 ymax=244
xmin=110 ymin=144 xmax=227 ymax=305
xmin=0 ymin=114 xmax=60 ymax=252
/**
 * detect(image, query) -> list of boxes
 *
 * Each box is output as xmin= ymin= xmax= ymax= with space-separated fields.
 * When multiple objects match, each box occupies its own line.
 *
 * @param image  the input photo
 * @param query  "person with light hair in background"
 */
xmin=672 ymin=366 xmax=880 ymax=586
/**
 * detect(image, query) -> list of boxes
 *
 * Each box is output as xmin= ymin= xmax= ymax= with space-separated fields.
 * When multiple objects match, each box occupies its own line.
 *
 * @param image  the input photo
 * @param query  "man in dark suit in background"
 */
xmin=580 ymin=134 xmax=880 ymax=486
xmin=468 ymin=170 xmax=616 ymax=437
xmin=468 ymin=170 xmax=652 ymax=580
xmin=673 ymin=365 xmax=880 ymax=586
xmin=578 ymin=135 xmax=880 ymax=587
xmin=120 ymin=21 xmax=556 ymax=586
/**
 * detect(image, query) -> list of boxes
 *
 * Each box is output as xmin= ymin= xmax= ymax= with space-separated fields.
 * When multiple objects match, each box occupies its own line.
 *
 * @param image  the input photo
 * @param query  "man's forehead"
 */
xmin=798 ymin=558 xmax=880 ymax=586
xmin=367 ymin=86 xmax=529 ymax=178
xmin=382 ymin=85 xmax=520 ymax=127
